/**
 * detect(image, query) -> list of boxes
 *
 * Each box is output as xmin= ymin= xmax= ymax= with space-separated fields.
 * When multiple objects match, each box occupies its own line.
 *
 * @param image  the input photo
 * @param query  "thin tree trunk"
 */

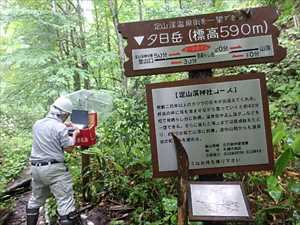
xmin=138 ymin=0 xmax=143 ymax=21
xmin=52 ymin=0 xmax=71 ymax=90
xmin=52 ymin=0 xmax=64 ymax=60
xmin=105 ymin=15 xmax=111 ymax=52
xmin=93 ymin=0 xmax=101 ymax=45
xmin=179 ymin=0 xmax=182 ymax=9
xmin=108 ymin=0 xmax=127 ymax=92
xmin=70 ymin=28 xmax=81 ymax=90
xmin=73 ymin=72 xmax=81 ymax=91
xmin=76 ymin=0 xmax=90 ymax=89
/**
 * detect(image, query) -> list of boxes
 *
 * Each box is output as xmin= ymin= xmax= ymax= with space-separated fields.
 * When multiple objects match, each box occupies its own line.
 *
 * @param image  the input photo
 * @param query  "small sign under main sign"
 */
xmin=146 ymin=73 xmax=274 ymax=177
xmin=118 ymin=7 xmax=286 ymax=76
xmin=188 ymin=182 xmax=252 ymax=221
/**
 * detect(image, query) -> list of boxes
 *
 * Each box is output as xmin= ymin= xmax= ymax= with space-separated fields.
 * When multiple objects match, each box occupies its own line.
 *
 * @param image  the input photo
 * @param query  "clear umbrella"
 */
xmin=65 ymin=89 xmax=114 ymax=121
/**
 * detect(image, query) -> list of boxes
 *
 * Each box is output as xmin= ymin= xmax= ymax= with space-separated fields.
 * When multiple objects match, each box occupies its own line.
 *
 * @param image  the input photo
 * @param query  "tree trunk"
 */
xmin=51 ymin=0 xmax=56 ymax=12
xmin=73 ymin=72 xmax=81 ymax=91
xmin=93 ymin=0 xmax=101 ymax=45
xmin=76 ymin=0 xmax=90 ymax=89
xmin=138 ymin=0 xmax=143 ymax=21
xmin=105 ymin=6 xmax=114 ymax=81
xmin=108 ymin=0 xmax=127 ymax=92
xmin=179 ymin=0 xmax=182 ymax=9
xmin=92 ymin=0 xmax=102 ymax=89
xmin=105 ymin=10 xmax=111 ymax=52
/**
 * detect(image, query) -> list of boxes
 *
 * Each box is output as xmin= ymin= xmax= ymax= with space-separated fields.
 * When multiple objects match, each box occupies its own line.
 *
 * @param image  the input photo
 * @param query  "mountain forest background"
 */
xmin=0 ymin=0 xmax=299 ymax=224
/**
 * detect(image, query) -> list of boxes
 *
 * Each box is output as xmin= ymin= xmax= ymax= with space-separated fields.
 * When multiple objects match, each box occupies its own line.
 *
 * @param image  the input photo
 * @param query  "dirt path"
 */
xmin=6 ymin=192 xmax=32 ymax=225
xmin=6 ymin=192 xmax=122 ymax=225
xmin=4 ymin=165 xmax=47 ymax=225
xmin=4 ymin=166 xmax=127 ymax=225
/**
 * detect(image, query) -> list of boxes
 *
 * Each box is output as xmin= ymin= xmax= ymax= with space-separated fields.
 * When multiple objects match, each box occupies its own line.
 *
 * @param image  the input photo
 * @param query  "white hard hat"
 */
xmin=52 ymin=96 xmax=73 ymax=113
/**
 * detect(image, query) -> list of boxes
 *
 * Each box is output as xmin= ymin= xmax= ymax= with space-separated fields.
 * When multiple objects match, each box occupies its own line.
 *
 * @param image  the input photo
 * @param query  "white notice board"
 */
xmin=146 ymin=73 xmax=274 ymax=177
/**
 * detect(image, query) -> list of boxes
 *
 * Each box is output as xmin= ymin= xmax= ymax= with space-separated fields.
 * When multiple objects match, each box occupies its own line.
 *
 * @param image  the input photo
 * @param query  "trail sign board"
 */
xmin=146 ymin=73 xmax=274 ymax=177
xmin=118 ymin=7 xmax=286 ymax=77
xmin=188 ymin=182 xmax=252 ymax=221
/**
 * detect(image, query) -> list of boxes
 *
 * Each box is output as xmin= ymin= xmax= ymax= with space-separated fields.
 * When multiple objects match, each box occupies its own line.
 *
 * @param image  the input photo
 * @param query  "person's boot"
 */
xmin=26 ymin=206 xmax=39 ymax=225
xmin=59 ymin=211 xmax=84 ymax=225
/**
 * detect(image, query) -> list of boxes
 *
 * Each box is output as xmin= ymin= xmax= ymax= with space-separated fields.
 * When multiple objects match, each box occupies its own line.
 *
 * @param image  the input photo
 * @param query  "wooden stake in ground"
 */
xmin=171 ymin=133 xmax=189 ymax=225
xmin=82 ymin=149 xmax=91 ymax=202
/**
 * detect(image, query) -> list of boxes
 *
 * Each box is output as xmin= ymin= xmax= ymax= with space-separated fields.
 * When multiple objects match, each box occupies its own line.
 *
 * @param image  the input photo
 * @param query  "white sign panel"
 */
xmin=188 ymin=182 xmax=252 ymax=221
xmin=133 ymin=35 xmax=274 ymax=70
xmin=146 ymin=73 xmax=273 ymax=177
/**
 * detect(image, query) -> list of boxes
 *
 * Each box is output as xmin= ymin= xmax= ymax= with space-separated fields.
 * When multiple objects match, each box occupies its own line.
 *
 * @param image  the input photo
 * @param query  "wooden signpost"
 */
xmin=118 ymin=6 xmax=287 ymax=224
xmin=172 ymin=133 xmax=189 ymax=225
xmin=118 ymin=7 xmax=286 ymax=76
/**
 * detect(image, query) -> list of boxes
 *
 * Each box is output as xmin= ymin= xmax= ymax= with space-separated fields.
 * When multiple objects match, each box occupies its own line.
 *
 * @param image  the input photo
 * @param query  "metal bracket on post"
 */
xmin=171 ymin=133 xmax=189 ymax=225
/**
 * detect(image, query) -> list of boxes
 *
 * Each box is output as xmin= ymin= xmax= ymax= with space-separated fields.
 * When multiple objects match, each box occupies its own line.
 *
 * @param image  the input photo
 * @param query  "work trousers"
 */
xmin=27 ymin=163 xmax=76 ymax=216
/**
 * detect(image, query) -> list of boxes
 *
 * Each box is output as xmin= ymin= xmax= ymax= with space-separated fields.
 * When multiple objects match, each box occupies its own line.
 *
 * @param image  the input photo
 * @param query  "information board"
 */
xmin=188 ymin=182 xmax=252 ymax=221
xmin=146 ymin=73 xmax=274 ymax=177
xmin=118 ymin=7 xmax=286 ymax=76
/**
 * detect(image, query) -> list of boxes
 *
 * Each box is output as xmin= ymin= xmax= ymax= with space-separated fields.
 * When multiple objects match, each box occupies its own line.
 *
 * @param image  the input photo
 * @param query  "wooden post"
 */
xmin=81 ymin=149 xmax=91 ymax=202
xmin=188 ymin=69 xmax=225 ymax=225
xmin=171 ymin=133 xmax=189 ymax=225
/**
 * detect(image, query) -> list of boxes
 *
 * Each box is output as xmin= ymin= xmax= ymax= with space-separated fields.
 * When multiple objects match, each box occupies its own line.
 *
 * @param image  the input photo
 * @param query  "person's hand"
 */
xmin=73 ymin=128 xmax=80 ymax=138
xmin=65 ymin=122 xmax=74 ymax=127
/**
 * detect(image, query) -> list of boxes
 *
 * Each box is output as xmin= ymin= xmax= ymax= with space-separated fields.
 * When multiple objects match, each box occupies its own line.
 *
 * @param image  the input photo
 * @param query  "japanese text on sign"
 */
xmin=147 ymin=22 xmax=268 ymax=46
xmin=118 ymin=7 xmax=286 ymax=76
xmin=146 ymin=74 xmax=273 ymax=177
xmin=132 ymin=35 xmax=274 ymax=70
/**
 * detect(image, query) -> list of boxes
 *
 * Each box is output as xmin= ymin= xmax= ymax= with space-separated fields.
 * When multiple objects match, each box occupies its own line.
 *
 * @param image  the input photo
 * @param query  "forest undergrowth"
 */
xmin=0 ymin=0 xmax=299 ymax=224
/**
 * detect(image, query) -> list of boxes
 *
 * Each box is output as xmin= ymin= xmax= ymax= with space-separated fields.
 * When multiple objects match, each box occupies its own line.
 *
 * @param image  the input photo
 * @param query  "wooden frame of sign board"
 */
xmin=118 ymin=7 xmax=286 ymax=77
xmin=146 ymin=73 xmax=274 ymax=177
xmin=188 ymin=181 xmax=253 ymax=221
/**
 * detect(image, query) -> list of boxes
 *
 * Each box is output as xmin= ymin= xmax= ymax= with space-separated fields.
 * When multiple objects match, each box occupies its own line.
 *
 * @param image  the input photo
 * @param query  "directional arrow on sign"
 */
xmin=134 ymin=36 xmax=144 ymax=46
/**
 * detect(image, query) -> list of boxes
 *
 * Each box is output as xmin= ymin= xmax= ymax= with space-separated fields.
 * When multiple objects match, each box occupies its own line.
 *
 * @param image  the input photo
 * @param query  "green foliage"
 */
xmin=288 ymin=181 xmax=300 ymax=194
xmin=61 ymin=94 xmax=179 ymax=223
xmin=93 ymin=94 xmax=177 ymax=223
xmin=267 ymin=175 xmax=283 ymax=203
xmin=100 ymin=93 xmax=149 ymax=151
xmin=214 ymin=20 xmax=300 ymax=225
xmin=292 ymin=133 xmax=300 ymax=155
xmin=0 ymin=133 xmax=31 ymax=192
xmin=0 ymin=0 xmax=299 ymax=224
xmin=272 ymin=123 xmax=287 ymax=145
xmin=274 ymin=146 xmax=293 ymax=177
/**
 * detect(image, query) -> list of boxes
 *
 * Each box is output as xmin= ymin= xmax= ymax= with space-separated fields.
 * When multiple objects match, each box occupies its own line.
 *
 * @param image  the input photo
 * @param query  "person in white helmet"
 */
xmin=26 ymin=96 xmax=82 ymax=225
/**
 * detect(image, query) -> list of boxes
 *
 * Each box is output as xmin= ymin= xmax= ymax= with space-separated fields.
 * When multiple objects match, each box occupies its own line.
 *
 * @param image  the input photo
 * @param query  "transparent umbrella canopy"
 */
xmin=65 ymin=89 xmax=114 ymax=121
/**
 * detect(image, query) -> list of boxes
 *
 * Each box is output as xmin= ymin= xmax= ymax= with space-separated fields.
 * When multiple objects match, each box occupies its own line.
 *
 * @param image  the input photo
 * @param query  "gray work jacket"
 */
xmin=30 ymin=113 xmax=74 ymax=162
